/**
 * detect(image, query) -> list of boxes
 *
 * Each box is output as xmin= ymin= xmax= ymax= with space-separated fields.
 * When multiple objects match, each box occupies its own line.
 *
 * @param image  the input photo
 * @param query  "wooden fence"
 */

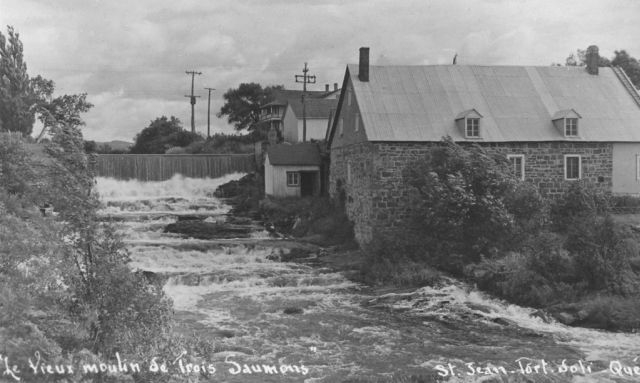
xmin=95 ymin=154 xmax=255 ymax=181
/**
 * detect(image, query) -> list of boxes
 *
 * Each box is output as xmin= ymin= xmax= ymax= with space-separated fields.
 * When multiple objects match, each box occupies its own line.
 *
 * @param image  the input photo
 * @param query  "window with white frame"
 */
xmin=347 ymin=88 xmax=352 ymax=106
xmin=286 ymin=171 xmax=300 ymax=186
xmin=507 ymin=154 xmax=525 ymax=180
xmin=465 ymin=118 xmax=480 ymax=138
xmin=565 ymin=118 xmax=578 ymax=137
xmin=636 ymin=154 xmax=640 ymax=181
xmin=564 ymin=155 xmax=581 ymax=180
xmin=354 ymin=113 xmax=360 ymax=132
xmin=338 ymin=118 xmax=344 ymax=136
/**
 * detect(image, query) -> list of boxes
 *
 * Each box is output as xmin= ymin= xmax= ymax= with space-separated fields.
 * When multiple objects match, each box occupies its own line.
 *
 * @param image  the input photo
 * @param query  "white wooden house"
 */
xmin=264 ymin=143 xmax=321 ymax=197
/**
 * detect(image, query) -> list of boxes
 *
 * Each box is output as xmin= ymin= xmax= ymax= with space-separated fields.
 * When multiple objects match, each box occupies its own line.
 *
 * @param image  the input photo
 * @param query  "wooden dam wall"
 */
xmin=95 ymin=154 xmax=256 ymax=181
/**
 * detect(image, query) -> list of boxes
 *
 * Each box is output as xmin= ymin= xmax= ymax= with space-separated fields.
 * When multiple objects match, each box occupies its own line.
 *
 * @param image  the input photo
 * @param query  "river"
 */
xmin=96 ymin=174 xmax=640 ymax=383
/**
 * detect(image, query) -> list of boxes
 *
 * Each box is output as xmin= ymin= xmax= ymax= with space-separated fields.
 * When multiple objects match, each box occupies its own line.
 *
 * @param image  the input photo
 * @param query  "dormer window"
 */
xmin=455 ymin=109 xmax=483 ymax=139
xmin=466 ymin=118 xmax=480 ymax=138
xmin=552 ymin=109 xmax=581 ymax=138
xmin=565 ymin=118 xmax=578 ymax=137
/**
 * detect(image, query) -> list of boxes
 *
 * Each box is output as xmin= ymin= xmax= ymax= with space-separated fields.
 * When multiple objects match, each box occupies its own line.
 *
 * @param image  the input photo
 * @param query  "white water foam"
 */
xmin=96 ymin=172 xmax=245 ymax=201
xmin=380 ymin=279 xmax=640 ymax=363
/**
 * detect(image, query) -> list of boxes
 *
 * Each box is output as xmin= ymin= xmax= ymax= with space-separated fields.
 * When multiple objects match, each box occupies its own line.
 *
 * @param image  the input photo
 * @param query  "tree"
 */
xmin=611 ymin=50 xmax=640 ymax=89
xmin=0 ymin=26 xmax=52 ymax=135
xmin=0 ymin=26 xmax=175 ymax=380
xmin=0 ymin=26 xmax=91 ymax=137
xmin=565 ymin=48 xmax=611 ymax=67
xmin=563 ymin=47 xmax=640 ymax=89
xmin=217 ymin=83 xmax=283 ymax=134
xmin=35 ymin=93 xmax=93 ymax=142
xmin=130 ymin=115 xmax=202 ymax=153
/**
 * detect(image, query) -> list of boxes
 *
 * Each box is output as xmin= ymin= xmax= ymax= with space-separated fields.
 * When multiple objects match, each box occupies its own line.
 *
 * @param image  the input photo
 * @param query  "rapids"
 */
xmin=96 ymin=174 xmax=640 ymax=383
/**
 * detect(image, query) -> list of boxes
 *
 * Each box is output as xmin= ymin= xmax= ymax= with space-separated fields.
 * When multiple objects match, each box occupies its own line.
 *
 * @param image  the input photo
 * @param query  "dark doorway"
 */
xmin=300 ymin=172 xmax=316 ymax=197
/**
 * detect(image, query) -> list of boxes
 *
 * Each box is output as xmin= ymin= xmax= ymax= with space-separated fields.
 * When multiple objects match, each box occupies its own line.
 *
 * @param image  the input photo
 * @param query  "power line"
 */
xmin=185 ymin=70 xmax=202 ymax=133
xmin=294 ymin=62 xmax=316 ymax=142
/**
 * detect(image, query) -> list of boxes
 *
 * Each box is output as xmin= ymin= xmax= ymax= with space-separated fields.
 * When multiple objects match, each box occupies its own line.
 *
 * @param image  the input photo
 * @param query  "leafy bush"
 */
xmin=400 ymin=138 xmax=545 ymax=272
xmin=565 ymin=215 xmax=638 ymax=293
xmin=258 ymin=196 xmax=355 ymax=246
xmin=575 ymin=295 xmax=640 ymax=331
xmin=358 ymin=233 xmax=440 ymax=286
xmin=467 ymin=219 xmax=640 ymax=308
xmin=467 ymin=232 xmax=583 ymax=307
xmin=0 ymin=137 xmax=36 ymax=195
xmin=550 ymin=180 xmax=610 ymax=231
xmin=611 ymin=194 xmax=640 ymax=208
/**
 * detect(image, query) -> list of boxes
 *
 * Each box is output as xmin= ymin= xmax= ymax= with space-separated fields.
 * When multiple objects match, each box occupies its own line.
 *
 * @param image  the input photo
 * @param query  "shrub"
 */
xmin=400 ymin=137 xmax=545 ymax=272
xmin=359 ymin=234 xmax=440 ymax=286
xmin=565 ymin=215 xmax=637 ymax=293
xmin=258 ymin=196 xmax=355 ymax=245
xmin=576 ymin=295 xmax=640 ymax=331
xmin=611 ymin=194 xmax=640 ymax=209
xmin=503 ymin=181 xmax=547 ymax=243
xmin=466 ymin=232 xmax=586 ymax=307
xmin=550 ymin=180 xmax=610 ymax=231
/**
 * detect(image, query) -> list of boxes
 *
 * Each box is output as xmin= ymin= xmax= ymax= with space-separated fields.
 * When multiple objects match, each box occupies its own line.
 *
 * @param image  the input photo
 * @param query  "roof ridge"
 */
xmin=612 ymin=66 xmax=640 ymax=108
xmin=347 ymin=63 xmax=590 ymax=69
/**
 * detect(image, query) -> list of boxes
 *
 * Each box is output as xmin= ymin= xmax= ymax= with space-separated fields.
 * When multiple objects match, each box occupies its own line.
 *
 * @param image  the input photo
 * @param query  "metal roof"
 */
xmin=552 ymin=109 xmax=582 ymax=120
xmin=287 ymin=98 xmax=337 ymax=119
xmin=266 ymin=143 xmax=321 ymax=166
xmin=347 ymin=64 xmax=640 ymax=142
xmin=455 ymin=109 xmax=483 ymax=120
xmin=267 ymin=90 xmax=337 ymax=119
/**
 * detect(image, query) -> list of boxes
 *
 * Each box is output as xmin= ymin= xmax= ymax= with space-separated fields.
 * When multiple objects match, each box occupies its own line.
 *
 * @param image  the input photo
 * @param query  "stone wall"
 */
xmin=329 ymin=141 xmax=376 ymax=243
xmin=330 ymin=140 xmax=613 ymax=245
xmin=481 ymin=142 xmax=612 ymax=197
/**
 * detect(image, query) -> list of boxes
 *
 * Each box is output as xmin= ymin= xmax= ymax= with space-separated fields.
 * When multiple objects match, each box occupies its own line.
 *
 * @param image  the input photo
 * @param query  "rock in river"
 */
xmin=164 ymin=220 xmax=253 ymax=239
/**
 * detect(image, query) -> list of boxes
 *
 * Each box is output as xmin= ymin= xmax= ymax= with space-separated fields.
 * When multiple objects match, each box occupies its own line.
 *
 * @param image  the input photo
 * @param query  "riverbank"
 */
xmin=214 ymin=173 xmax=640 ymax=334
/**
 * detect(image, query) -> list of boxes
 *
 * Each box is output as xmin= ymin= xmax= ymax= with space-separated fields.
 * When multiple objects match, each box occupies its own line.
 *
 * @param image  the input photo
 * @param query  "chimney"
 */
xmin=586 ymin=45 xmax=599 ymax=75
xmin=325 ymin=84 xmax=329 ymax=92
xmin=334 ymin=83 xmax=338 ymax=91
xmin=359 ymin=47 xmax=370 ymax=82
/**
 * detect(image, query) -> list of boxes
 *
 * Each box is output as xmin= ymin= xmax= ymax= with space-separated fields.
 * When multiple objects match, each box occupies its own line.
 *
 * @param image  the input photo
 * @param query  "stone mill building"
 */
xmin=326 ymin=47 xmax=640 ymax=244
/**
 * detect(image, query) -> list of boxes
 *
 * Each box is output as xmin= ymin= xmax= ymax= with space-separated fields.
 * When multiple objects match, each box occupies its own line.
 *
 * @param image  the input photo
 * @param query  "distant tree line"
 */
xmin=562 ymin=48 xmax=640 ymax=88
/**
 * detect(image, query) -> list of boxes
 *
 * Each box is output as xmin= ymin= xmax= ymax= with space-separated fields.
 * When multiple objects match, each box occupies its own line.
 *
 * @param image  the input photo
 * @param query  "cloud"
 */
xmin=1 ymin=0 xmax=639 ymax=141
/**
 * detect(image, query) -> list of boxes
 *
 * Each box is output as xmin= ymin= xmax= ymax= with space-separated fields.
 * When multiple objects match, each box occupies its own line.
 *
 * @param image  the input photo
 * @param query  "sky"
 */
xmin=1 ymin=0 xmax=639 ymax=142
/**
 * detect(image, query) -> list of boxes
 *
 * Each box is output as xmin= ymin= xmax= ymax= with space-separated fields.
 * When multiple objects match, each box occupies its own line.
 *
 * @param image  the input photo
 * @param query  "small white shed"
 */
xmin=264 ymin=143 xmax=321 ymax=197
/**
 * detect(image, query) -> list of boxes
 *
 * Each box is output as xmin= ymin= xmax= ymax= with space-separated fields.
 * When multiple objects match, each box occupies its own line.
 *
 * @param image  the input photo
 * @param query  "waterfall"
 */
xmin=95 ymin=154 xmax=256 ymax=181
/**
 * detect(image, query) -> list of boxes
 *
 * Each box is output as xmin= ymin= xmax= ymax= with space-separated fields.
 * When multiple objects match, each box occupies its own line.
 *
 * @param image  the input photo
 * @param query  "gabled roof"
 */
xmin=268 ymin=90 xmax=337 ymax=119
xmin=335 ymin=64 xmax=640 ymax=142
xmin=455 ymin=109 xmax=483 ymax=120
xmin=552 ymin=109 xmax=582 ymax=120
xmin=266 ymin=143 xmax=321 ymax=166
xmin=262 ymin=100 xmax=287 ymax=107
xmin=288 ymin=99 xmax=337 ymax=119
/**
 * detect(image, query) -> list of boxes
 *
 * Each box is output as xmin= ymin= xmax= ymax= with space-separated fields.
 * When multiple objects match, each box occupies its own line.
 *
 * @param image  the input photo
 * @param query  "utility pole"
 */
xmin=185 ymin=70 xmax=202 ymax=133
xmin=295 ymin=62 xmax=316 ymax=142
xmin=204 ymin=87 xmax=215 ymax=139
